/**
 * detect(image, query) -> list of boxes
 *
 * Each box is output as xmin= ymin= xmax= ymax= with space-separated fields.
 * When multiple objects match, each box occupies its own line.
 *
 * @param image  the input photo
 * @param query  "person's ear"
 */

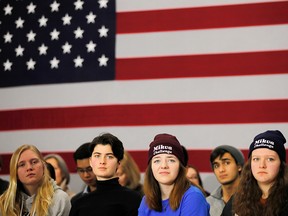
xmin=238 ymin=165 xmax=242 ymax=172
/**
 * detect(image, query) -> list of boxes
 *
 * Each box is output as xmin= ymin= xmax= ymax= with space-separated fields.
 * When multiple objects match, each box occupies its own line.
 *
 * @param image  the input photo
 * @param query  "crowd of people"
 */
xmin=0 ymin=130 xmax=287 ymax=216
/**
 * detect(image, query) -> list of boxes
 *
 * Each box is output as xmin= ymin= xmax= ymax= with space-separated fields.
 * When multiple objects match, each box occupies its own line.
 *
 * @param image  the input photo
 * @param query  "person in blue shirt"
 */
xmin=138 ymin=133 xmax=210 ymax=216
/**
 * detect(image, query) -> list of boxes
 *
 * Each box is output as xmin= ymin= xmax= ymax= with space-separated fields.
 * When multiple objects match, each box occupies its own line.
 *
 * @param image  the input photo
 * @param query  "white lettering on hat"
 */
xmin=153 ymin=145 xmax=173 ymax=155
xmin=254 ymin=139 xmax=274 ymax=149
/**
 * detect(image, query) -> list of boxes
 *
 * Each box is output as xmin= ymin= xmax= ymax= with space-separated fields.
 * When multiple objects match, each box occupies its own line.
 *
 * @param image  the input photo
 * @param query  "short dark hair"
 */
xmin=210 ymin=145 xmax=245 ymax=170
xmin=90 ymin=133 xmax=124 ymax=161
xmin=73 ymin=142 xmax=91 ymax=162
xmin=210 ymin=148 xmax=229 ymax=165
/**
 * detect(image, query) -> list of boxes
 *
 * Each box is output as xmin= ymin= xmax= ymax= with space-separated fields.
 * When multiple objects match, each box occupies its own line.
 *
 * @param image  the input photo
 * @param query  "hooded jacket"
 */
xmin=19 ymin=180 xmax=71 ymax=216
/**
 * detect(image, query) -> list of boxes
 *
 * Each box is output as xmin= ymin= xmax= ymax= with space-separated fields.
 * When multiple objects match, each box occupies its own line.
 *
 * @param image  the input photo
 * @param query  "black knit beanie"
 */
xmin=248 ymin=130 xmax=286 ymax=162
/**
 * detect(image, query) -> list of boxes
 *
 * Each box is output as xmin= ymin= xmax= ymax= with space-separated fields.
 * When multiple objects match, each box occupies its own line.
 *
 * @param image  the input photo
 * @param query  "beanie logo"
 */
xmin=254 ymin=139 xmax=274 ymax=149
xmin=153 ymin=144 xmax=172 ymax=156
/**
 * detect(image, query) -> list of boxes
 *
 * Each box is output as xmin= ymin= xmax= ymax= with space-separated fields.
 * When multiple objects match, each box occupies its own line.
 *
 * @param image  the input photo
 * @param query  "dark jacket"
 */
xmin=69 ymin=178 xmax=142 ymax=216
xmin=222 ymin=195 xmax=288 ymax=216
xmin=0 ymin=178 xmax=9 ymax=195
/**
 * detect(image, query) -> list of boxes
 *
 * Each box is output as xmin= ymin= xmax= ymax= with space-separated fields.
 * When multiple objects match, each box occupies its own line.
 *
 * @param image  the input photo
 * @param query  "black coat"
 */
xmin=221 ymin=195 xmax=288 ymax=216
xmin=69 ymin=178 xmax=142 ymax=216
xmin=0 ymin=178 xmax=9 ymax=195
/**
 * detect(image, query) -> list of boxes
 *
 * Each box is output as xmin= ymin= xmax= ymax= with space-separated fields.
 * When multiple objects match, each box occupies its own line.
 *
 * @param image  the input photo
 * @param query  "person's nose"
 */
xmin=219 ymin=164 xmax=225 ymax=172
xmin=259 ymin=158 xmax=266 ymax=168
xmin=26 ymin=162 xmax=33 ymax=171
xmin=83 ymin=171 xmax=91 ymax=177
xmin=99 ymin=156 xmax=106 ymax=164
xmin=160 ymin=160 xmax=168 ymax=169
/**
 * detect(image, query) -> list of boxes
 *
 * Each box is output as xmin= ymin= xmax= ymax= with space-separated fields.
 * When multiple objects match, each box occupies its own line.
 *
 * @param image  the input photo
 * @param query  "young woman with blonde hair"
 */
xmin=0 ymin=144 xmax=71 ymax=216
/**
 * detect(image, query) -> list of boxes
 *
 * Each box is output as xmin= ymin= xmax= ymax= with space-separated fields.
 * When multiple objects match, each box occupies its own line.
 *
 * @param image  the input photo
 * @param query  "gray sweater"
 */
xmin=20 ymin=180 xmax=71 ymax=216
xmin=206 ymin=186 xmax=225 ymax=216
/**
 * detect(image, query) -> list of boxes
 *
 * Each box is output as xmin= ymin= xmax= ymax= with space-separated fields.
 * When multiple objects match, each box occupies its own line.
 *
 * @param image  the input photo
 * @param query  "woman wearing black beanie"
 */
xmin=222 ymin=130 xmax=288 ymax=216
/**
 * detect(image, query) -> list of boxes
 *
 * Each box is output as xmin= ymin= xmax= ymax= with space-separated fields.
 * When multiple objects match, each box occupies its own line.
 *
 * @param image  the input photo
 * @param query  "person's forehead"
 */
xmin=252 ymin=148 xmax=278 ymax=156
xmin=76 ymin=158 xmax=90 ymax=166
xmin=93 ymin=144 xmax=113 ymax=153
xmin=152 ymin=153 xmax=177 ymax=159
xmin=19 ymin=149 xmax=39 ymax=162
xmin=215 ymin=152 xmax=234 ymax=162
xmin=19 ymin=149 xmax=37 ymax=158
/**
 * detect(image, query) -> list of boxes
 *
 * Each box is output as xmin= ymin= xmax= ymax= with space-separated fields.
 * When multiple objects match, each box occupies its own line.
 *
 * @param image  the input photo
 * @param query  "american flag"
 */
xmin=1 ymin=0 xmax=288 ymax=179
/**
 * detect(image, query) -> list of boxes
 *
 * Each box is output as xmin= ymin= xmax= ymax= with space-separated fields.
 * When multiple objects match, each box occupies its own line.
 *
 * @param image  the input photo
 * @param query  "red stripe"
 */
xmin=0 ymin=99 xmax=288 ymax=131
xmin=116 ymin=50 xmax=288 ymax=80
xmin=117 ymin=2 xmax=288 ymax=33
xmin=1 ymin=150 xmax=288 ymax=174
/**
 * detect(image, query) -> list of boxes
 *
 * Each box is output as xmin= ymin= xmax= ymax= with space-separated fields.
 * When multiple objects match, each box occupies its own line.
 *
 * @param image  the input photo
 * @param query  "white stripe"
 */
xmin=0 ymin=74 xmax=287 ymax=110
xmin=1 ymin=123 xmax=287 ymax=153
xmin=116 ymin=25 xmax=288 ymax=58
xmin=116 ymin=0 xmax=285 ymax=12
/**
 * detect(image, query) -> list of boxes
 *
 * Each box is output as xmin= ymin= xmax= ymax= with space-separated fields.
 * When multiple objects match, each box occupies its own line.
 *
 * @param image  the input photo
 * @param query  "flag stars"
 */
xmin=27 ymin=30 xmax=36 ymax=42
xmin=74 ymin=0 xmax=84 ymax=10
xmin=50 ymin=29 xmax=60 ymax=40
xmin=15 ymin=17 xmax=25 ymax=29
xmin=50 ymin=1 xmax=60 ymax=12
xmin=26 ymin=58 xmax=36 ymax=70
xmin=74 ymin=56 xmax=84 ymax=68
xmin=50 ymin=57 xmax=60 ymax=69
xmin=86 ymin=41 xmax=96 ymax=52
xmin=86 ymin=12 xmax=96 ymax=24
xmin=62 ymin=14 xmax=72 ymax=25
xmin=4 ymin=32 xmax=13 ymax=43
xmin=38 ymin=16 xmax=48 ymax=27
xmin=98 ymin=25 xmax=108 ymax=37
xmin=98 ymin=0 xmax=109 ymax=8
xmin=74 ymin=27 xmax=84 ymax=39
xmin=38 ymin=44 xmax=48 ymax=55
xmin=15 ymin=45 xmax=24 ymax=56
xmin=27 ymin=2 xmax=36 ymax=14
xmin=62 ymin=42 xmax=72 ymax=54
xmin=98 ymin=54 xmax=108 ymax=66
xmin=4 ymin=4 xmax=13 ymax=15
xmin=3 ymin=59 xmax=13 ymax=71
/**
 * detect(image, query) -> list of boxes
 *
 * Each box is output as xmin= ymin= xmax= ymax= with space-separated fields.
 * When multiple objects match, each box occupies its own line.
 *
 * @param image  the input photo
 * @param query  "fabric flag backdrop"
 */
xmin=1 ymin=0 xmax=288 ymax=190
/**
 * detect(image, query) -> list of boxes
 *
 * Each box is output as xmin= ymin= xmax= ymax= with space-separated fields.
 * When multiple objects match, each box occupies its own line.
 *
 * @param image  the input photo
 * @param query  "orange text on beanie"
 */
xmin=248 ymin=130 xmax=286 ymax=162
xmin=148 ymin=133 xmax=185 ymax=165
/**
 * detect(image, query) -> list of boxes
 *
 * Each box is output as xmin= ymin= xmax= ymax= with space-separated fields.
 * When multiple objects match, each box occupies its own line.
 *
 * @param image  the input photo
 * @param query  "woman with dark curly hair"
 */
xmin=222 ymin=130 xmax=288 ymax=216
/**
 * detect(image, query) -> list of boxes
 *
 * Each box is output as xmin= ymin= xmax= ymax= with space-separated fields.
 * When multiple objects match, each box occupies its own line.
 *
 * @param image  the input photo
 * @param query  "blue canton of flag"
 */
xmin=0 ymin=0 xmax=115 ymax=87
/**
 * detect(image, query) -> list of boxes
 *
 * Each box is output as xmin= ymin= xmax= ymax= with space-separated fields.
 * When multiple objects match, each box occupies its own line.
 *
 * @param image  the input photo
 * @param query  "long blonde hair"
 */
xmin=0 ymin=145 xmax=54 ymax=216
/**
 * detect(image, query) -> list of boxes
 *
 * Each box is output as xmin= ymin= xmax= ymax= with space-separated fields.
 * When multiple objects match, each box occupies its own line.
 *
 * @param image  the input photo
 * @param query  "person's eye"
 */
xmin=32 ymin=159 xmax=39 ymax=164
xmin=107 ymin=155 xmax=114 ymax=159
xmin=252 ymin=157 xmax=259 ymax=161
xmin=267 ymin=158 xmax=275 ymax=162
xmin=94 ymin=154 xmax=100 ymax=158
xmin=18 ymin=163 xmax=25 ymax=168
xmin=168 ymin=159 xmax=176 ymax=163
xmin=213 ymin=164 xmax=219 ymax=169
xmin=153 ymin=159 xmax=160 ymax=164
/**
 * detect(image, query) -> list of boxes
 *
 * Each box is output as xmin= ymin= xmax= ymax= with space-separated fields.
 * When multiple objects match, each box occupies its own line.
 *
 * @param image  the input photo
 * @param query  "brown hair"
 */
xmin=119 ymin=151 xmax=142 ymax=191
xmin=143 ymin=161 xmax=190 ymax=211
xmin=233 ymin=159 xmax=288 ymax=216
